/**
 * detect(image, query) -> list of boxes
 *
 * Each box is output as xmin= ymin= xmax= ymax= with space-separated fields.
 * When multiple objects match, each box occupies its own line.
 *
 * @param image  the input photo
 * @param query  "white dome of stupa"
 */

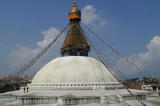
xmin=29 ymin=56 xmax=122 ymax=90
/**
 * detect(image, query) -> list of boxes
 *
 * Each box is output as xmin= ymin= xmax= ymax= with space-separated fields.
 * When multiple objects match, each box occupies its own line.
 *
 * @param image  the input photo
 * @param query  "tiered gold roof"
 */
xmin=61 ymin=22 xmax=90 ymax=52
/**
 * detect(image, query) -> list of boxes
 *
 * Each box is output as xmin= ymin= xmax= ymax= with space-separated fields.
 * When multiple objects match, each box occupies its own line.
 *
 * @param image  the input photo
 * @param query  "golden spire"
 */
xmin=72 ymin=0 xmax=78 ymax=10
xmin=69 ymin=0 xmax=81 ymax=22
xmin=61 ymin=1 xmax=90 ymax=56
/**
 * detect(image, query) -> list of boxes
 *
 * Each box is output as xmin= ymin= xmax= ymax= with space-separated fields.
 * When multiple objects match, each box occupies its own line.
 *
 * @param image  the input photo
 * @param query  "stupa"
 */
xmin=29 ymin=0 xmax=122 ymax=91
xmin=0 ymin=1 xmax=158 ymax=106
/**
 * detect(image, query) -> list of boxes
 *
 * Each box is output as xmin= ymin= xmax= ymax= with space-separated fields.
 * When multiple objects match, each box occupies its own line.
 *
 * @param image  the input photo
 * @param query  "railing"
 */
xmin=27 ymin=82 xmax=123 ymax=90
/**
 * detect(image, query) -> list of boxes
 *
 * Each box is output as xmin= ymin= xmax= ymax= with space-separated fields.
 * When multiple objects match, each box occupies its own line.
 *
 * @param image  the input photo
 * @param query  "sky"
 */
xmin=0 ymin=0 xmax=160 ymax=78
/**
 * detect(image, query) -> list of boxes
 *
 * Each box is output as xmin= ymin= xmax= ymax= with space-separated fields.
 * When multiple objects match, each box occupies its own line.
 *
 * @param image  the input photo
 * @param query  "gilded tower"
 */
xmin=61 ymin=1 xmax=90 ymax=56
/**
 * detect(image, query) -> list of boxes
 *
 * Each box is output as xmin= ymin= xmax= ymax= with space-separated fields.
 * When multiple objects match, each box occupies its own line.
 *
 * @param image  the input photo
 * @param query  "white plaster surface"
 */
xmin=32 ymin=56 xmax=118 ymax=84
xmin=0 ymin=89 xmax=160 ymax=106
xmin=0 ymin=89 xmax=150 ymax=97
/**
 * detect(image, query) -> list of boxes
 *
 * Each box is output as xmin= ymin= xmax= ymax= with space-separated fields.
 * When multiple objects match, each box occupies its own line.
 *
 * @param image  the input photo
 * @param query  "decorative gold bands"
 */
xmin=69 ymin=15 xmax=81 ymax=20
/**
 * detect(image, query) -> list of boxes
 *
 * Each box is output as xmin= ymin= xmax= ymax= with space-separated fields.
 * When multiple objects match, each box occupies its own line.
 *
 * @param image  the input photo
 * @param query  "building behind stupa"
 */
xmin=0 ymin=1 xmax=160 ymax=106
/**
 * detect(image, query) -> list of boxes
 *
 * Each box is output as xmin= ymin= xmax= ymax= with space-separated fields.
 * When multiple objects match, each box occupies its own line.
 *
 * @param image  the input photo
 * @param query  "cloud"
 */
xmin=82 ymin=5 xmax=108 ymax=29
xmin=116 ymin=36 xmax=160 ymax=78
xmin=9 ymin=27 xmax=64 ymax=76
xmin=37 ymin=28 xmax=60 ymax=48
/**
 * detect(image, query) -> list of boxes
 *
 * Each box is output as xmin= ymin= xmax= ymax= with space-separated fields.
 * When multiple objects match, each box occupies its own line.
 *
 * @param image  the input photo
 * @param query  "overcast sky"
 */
xmin=0 ymin=0 xmax=160 ymax=78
